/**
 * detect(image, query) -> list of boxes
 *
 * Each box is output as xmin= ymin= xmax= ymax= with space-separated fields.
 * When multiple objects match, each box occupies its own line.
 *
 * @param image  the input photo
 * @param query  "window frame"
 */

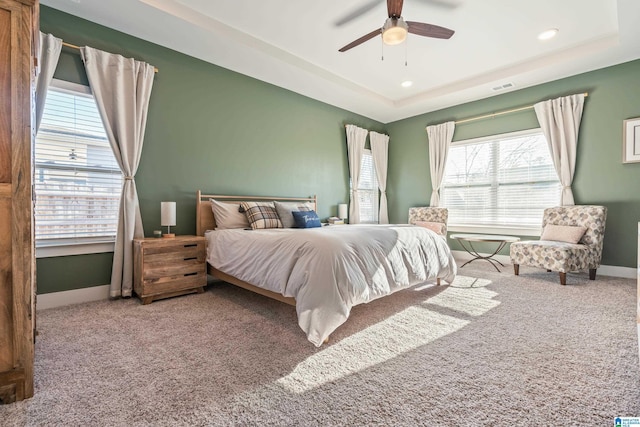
xmin=35 ymin=79 xmax=120 ymax=258
xmin=355 ymin=148 xmax=379 ymax=224
xmin=442 ymin=128 xmax=560 ymax=237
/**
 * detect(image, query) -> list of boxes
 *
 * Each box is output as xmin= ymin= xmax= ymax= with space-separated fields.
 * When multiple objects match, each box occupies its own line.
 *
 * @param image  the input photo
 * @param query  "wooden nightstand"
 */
xmin=133 ymin=235 xmax=207 ymax=304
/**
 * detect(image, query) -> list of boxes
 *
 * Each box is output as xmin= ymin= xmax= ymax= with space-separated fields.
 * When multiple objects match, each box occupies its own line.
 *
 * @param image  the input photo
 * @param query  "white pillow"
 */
xmin=540 ymin=224 xmax=587 ymax=244
xmin=274 ymin=201 xmax=313 ymax=228
xmin=210 ymin=199 xmax=250 ymax=230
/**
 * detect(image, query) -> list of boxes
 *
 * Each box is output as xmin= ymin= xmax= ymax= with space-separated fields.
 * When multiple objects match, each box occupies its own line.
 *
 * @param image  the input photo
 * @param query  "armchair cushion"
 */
xmin=510 ymin=240 xmax=592 ymax=273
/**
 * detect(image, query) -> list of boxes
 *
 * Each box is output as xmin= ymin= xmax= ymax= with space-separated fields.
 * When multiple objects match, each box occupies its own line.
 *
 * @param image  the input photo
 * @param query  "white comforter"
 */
xmin=206 ymin=224 xmax=457 ymax=346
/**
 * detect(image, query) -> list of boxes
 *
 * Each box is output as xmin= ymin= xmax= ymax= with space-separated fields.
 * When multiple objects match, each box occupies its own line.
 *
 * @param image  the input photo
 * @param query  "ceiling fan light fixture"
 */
xmin=382 ymin=17 xmax=408 ymax=45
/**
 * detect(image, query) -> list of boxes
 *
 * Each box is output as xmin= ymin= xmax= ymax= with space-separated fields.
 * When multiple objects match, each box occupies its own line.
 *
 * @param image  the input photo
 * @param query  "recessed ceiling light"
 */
xmin=538 ymin=28 xmax=559 ymax=41
xmin=401 ymin=80 xmax=413 ymax=88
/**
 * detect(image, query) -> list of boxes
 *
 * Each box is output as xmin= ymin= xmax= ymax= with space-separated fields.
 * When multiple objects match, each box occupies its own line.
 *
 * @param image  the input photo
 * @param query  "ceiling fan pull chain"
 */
xmin=381 ymin=37 xmax=384 ymax=61
xmin=405 ymin=37 xmax=408 ymax=66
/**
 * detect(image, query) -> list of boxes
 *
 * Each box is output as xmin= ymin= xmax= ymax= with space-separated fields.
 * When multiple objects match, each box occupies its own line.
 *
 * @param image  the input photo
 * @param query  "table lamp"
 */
xmin=338 ymin=203 xmax=348 ymax=222
xmin=161 ymin=201 xmax=176 ymax=238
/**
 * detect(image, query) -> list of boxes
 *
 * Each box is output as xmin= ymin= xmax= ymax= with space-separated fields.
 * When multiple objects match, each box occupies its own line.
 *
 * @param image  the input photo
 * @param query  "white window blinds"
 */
xmin=34 ymin=80 xmax=122 ymax=244
xmin=357 ymin=149 xmax=379 ymax=224
xmin=441 ymin=129 xmax=561 ymax=229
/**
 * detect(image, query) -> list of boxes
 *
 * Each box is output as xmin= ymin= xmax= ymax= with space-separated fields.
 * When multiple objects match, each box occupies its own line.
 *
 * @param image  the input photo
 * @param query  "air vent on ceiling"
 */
xmin=492 ymin=82 xmax=515 ymax=92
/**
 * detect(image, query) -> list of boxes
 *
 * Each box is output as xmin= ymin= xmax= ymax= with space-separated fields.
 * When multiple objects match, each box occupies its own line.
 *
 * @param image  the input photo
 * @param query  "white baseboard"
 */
xmin=452 ymin=250 xmax=636 ymax=279
xmin=37 ymin=284 xmax=111 ymax=311
xmin=597 ymin=264 xmax=637 ymax=279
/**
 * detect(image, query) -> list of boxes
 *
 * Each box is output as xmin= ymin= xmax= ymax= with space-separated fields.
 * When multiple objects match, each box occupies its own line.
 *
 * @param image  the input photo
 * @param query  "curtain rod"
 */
xmin=62 ymin=41 xmax=159 ymax=73
xmin=454 ymin=92 xmax=588 ymax=125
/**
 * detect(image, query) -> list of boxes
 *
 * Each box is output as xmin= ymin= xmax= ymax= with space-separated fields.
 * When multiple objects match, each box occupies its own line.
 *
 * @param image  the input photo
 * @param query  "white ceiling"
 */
xmin=41 ymin=0 xmax=640 ymax=123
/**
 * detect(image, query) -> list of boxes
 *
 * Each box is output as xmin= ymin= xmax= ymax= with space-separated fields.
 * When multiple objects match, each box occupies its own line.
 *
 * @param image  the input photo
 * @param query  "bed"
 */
xmin=196 ymin=191 xmax=457 ymax=346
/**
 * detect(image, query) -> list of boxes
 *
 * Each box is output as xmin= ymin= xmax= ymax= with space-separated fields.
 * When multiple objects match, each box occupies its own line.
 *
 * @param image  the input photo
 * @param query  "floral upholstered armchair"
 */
xmin=408 ymin=207 xmax=448 ymax=237
xmin=409 ymin=207 xmax=449 ymax=286
xmin=510 ymin=205 xmax=607 ymax=285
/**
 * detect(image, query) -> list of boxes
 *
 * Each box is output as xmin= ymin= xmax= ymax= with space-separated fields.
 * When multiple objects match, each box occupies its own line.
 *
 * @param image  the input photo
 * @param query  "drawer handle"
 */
xmin=184 ymin=244 xmax=198 ymax=248
xmin=183 ymin=257 xmax=197 ymax=261
xmin=184 ymin=272 xmax=198 ymax=277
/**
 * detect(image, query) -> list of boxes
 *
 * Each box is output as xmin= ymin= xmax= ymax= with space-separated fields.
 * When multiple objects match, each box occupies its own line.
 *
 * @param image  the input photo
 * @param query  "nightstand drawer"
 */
xmin=143 ymin=249 xmax=206 ymax=273
xmin=133 ymin=235 xmax=207 ymax=304
xmin=143 ymin=241 xmax=205 ymax=257
xmin=142 ymin=260 xmax=205 ymax=280
xmin=140 ymin=269 xmax=206 ymax=295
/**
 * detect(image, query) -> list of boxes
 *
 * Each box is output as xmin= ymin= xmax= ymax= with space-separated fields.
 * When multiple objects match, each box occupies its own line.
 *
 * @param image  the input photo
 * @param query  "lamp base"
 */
xmin=162 ymin=233 xmax=175 ymax=238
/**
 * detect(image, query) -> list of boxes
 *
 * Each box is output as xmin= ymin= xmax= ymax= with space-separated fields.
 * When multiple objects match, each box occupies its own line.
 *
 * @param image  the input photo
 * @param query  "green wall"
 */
xmin=38 ymin=6 xmax=640 ymax=294
xmin=387 ymin=60 xmax=640 ymax=267
xmin=37 ymin=6 xmax=385 ymax=294
xmin=37 ymin=253 xmax=114 ymax=291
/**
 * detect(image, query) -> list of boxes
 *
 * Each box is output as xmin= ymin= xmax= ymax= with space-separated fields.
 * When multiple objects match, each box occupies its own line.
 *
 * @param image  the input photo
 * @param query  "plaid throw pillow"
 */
xmin=240 ymin=201 xmax=283 ymax=230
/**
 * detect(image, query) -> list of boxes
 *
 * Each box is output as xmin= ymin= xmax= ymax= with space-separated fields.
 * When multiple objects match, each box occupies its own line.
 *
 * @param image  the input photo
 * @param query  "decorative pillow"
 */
xmin=540 ymin=224 xmax=587 ymax=244
xmin=414 ymin=221 xmax=446 ymax=236
xmin=292 ymin=210 xmax=322 ymax=229
xmin=210 ymin=199 xmax=250 ymax=230
xmin=240 ymin=201 xmax=283 ymax=230
xmin=274 ymin=201 xmax=313 ymax=228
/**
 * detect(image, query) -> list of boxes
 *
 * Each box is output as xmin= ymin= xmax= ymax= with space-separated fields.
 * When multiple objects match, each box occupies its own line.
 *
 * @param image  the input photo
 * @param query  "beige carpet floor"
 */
xmin=1 ymin=263 xmax=639 ymax=426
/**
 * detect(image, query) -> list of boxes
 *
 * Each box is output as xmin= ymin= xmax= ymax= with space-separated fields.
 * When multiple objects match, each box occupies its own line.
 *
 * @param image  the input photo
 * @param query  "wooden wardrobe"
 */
xmin=0 ymin=0 xmax=38 ymax=403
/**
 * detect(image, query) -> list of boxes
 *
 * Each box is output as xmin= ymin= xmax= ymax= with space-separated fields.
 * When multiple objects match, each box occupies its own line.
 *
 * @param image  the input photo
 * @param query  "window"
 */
xmin=440 ymin=129 xmax=560 ymax=231
xmin=356 ymin=149 xmax=379 ymax=223
xmin=35 ymin=80 xmax=122 ymax=250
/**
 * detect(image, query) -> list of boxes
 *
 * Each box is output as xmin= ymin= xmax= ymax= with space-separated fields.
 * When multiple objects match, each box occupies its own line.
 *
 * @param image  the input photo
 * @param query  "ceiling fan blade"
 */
xmin=417 ymin=0 xmax=461 ymax=9
xmin=387 ymin=0 xmax=404 ymax=17
xmin=407 ymin=21 xmax=455 ymax=39
xmin=334 ymin=0 xmax=381 ymax=27
xmin=338 ymin=28 xmax=382 ymax=52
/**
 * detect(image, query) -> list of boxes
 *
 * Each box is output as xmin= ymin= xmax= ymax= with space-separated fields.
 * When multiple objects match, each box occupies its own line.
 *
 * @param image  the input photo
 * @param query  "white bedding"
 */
xmin=206 ymin=224 xmax=457 ymax=346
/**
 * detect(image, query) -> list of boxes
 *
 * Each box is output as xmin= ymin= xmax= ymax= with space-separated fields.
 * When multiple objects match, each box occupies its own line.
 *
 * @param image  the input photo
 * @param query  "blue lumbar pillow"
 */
xmin=292 ymin=210 xmax=322 ymax=228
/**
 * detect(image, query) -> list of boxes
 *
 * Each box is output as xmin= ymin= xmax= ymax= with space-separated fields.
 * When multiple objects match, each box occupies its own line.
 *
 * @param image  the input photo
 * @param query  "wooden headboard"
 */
xmin=196 ymin=190 xmax=318 ymax=236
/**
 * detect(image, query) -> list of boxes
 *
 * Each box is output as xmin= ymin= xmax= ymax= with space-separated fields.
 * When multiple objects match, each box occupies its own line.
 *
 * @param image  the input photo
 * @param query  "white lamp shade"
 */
xmin=161 ymin=202 xmax=176 ymax=226
xmin=338 ymin=203 xmax=348 ymax=220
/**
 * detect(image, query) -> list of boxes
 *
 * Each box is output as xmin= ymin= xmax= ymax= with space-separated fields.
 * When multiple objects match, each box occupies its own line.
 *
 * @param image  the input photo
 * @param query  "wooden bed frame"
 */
xmin=196 ymin=190 xmax=317 ymax=307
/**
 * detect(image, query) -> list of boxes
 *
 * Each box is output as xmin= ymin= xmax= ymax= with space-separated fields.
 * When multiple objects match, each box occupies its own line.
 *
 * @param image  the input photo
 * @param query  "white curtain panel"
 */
xmin=80 ymin=46 xmax=155 ymax=298
xmin=35 ymin=32 xmax=63 ymax=132
xmin=426 ymin=121 xmax=455 ymax=207
xmin=370 ymin=131 xmax=389 ymax=224
xmin=534 ymin=94 xmax=585 ymax=206
xmin=345 ymin=124 xmax=368 ymax=224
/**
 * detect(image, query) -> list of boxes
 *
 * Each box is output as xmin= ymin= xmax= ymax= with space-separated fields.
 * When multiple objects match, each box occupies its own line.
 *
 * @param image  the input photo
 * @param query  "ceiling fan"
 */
xmin=338 ymin=0 xmax=455 ymax=53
